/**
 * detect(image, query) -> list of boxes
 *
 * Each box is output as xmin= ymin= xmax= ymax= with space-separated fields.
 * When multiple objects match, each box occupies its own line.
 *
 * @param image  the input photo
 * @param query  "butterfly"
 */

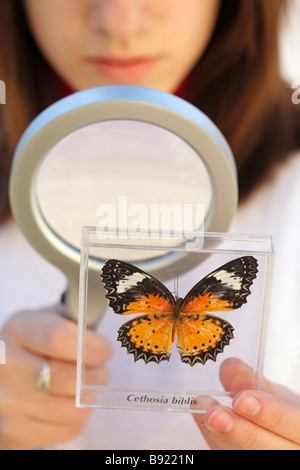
xmin=101 ymin=256 xmax=258 ymax=366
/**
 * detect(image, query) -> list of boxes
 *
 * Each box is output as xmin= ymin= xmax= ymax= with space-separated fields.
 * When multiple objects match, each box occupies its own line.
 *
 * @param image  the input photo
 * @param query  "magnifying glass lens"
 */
xmin=36 ymin=119 xmax=213 ymax=256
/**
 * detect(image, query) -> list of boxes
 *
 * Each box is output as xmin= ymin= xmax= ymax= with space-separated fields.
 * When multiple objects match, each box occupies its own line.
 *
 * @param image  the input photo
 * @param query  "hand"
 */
xmin=0 ymin=308 xmax=113 ymax=450
xmin=193 ymin=358 xmax=300 ymax=450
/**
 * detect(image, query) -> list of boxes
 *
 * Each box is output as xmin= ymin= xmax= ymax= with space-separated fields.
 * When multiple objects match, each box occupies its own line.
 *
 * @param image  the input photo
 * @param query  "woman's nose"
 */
xmin=89 ymin=0 xmax=148 ymax=39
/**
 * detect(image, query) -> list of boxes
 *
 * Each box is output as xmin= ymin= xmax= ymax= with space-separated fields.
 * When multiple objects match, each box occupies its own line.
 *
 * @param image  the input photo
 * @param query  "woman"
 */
xmin=0 ymin=0 xmax=300 ymax=450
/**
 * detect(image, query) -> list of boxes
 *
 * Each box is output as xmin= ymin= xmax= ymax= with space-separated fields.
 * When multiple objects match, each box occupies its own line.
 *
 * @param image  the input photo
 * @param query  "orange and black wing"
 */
xmin=176 ymin=313 xmax=234 ymax=365
xmin=117 ymin=313 xmax=174 ymax=364
xmin=181 ymin=256 xmax=258 ymax=314
xmin=176 ymin=257 xmax=258 ymax=365
xmin=101 ymin=259 xmax=176 ymax=363
xmin=101 ymin=259 xmax=176 ymax=315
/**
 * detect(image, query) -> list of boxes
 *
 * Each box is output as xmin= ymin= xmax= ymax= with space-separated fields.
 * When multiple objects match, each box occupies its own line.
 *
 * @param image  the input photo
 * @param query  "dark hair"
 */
xmin=0 ymin=0 xmax=299 ymax=222
xmin=184 ymin=0 xmax=300 ymax=199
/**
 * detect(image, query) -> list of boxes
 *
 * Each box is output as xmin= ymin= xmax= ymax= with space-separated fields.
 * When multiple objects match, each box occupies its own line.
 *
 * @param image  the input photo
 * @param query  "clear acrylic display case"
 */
xmin=76 ymin=228 xmax=274 ymax=414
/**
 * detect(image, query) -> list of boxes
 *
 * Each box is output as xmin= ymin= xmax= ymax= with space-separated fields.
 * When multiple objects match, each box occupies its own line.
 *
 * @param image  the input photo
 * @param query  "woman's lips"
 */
xmin=86 ymin=56 xmax=159 ymax=82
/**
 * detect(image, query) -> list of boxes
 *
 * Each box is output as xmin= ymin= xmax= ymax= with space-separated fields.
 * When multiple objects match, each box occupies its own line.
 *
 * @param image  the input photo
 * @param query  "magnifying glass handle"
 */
xmin=60 ymin=269 xmax=108 ymax=327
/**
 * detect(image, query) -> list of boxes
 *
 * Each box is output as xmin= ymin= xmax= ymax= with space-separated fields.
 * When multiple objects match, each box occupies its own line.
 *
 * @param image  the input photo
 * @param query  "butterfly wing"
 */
xmin=117 ymin=313 xmax=174 ymax=363
xmin=176 ymin=313 xmax=234 ymax=365
xmin=176 ymin=256 xmax=258 ymax=366
xmin=181 ymin=256 xmax=258 ymax=314
xmin=101 ymin=259 xmax=176 ymax=363
xmin=101 ymin=259 xmax=176 ymax=315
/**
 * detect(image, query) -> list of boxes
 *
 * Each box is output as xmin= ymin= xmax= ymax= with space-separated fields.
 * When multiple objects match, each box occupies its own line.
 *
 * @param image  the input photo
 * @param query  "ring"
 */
xmin=36 ymin=362 xmax=52 ymax=392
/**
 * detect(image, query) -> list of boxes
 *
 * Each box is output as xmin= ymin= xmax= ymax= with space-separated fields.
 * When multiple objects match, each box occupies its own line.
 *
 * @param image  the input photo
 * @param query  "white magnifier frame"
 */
xmin=9 ymin=85 xmax=238 ymax=324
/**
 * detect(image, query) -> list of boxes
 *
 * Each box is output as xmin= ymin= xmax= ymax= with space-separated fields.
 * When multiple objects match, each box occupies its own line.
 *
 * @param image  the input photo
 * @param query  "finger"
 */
xmin=220 ymin=358 xmax=300 ymax=402
xmin=32 ymin=359 xmax=109 ymax=396
xmin=192 ymin=396 xmax=223 ymax=450
xmin=232 ymin=390 xmax=300 ymax=445
xmin=192 ymin=395 xmax=220 ymax=411
xmin=193 ymin=421 xmax=222 ymax=450
xmin=43 ymin=361 xmax=109 ymax=396
xmin=200 ymin=405 xmax=299 ymax=450
xmin=3 ymin=310 xmax=113 ymax=366
xmin=0 ymin=410 xmax=86 ymax=450
xmin=2 ymin=341 xmax=109 ymax=396
xmin=219 ymin=358 xmax=273 ymax=393
xmin=1 ymin=383 xmax=90 ymax=424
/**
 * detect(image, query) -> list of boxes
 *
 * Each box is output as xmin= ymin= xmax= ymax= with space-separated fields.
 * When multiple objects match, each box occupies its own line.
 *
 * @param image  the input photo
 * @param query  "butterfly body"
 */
xmin=172 ymin=297 xmax=184 ymax=318
xmin=101 ymin=256 xmax=258 ymax=366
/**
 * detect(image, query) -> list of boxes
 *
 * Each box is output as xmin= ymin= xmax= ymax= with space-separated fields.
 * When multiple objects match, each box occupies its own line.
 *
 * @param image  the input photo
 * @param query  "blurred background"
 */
xmin=280 ymin=0 xmax=300 ymax=82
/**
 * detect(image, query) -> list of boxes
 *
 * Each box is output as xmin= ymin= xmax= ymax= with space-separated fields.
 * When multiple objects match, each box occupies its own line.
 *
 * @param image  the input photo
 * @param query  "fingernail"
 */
xmin=233 ymin=394 xmax=261 ymax=417
xmin=192 ymin=395 xmax=219 ymax=411
xmin=205 ymin=407 xmax=234 ymax=433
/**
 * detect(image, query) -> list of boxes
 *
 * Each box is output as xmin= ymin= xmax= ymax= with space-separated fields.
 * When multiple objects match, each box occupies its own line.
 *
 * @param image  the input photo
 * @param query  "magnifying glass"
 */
xmin=9 ymin=85 xmax=238 ymax=325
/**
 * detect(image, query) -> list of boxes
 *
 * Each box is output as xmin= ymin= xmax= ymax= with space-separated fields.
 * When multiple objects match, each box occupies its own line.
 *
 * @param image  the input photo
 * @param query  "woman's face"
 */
xmin=23 ymin=0 xmax=221 ymax=93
